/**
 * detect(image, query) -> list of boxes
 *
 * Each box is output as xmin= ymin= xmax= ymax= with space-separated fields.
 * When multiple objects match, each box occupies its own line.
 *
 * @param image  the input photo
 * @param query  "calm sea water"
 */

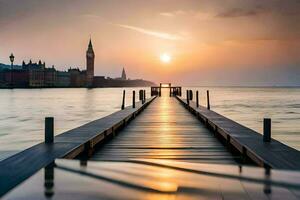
xmin=0 ymin=87 xmax=299 ymax=160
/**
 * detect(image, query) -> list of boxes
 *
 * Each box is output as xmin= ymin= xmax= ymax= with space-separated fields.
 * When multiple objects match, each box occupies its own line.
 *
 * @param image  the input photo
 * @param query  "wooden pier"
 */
xmin=176 ymin=94 xmax=300 ymax=170
xmin=92 ymin=95 xmax=238 ymax=164
xmin=1 ymin=87 xmax=300 ymax=198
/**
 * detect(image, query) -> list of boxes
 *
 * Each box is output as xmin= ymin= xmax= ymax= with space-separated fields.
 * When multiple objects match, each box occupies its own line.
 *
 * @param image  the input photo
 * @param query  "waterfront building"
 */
xmin=29 ymin=68 xmax=44 ymax=87
xmin=22 ymin=60 xmax=46 ymax=70
xmin=0 ymin=69 xmax=29 ymax=87
xmin=93 ymin=76 xmax=106 ymax=86
xmin=11 ymin=70 xmax=29 ymax=87
xmin=56 ymin=71 xmax=70 ymax=87
xmin=69 ymin=68 xmax=86 ymax=87
xmin=44 ymin=66 xmax=57 ymax=87
xmin=25 ymin=60 xmax=45 ymax=87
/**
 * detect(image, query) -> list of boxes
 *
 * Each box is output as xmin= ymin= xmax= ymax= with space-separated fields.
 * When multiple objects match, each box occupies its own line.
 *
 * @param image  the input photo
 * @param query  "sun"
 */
xmin=160 ymin=53 xmax=171 ymax=63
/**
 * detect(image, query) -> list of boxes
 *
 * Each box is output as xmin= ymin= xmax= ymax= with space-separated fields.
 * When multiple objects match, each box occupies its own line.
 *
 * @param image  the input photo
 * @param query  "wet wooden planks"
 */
xmin=176 ymin=96 xmax=300 ymax=170
xmin=92 ymin=96 xmax=238 ymax=164
xmin=0 ymin=96 xmax=156 ymax=197
xmin=4 ymin=159 xmax=300 ymax=200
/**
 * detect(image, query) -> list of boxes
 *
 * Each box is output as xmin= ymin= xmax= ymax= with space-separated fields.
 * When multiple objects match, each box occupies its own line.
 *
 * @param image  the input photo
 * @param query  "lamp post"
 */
xmin=9 ymin=53 xmax=14 ymax=87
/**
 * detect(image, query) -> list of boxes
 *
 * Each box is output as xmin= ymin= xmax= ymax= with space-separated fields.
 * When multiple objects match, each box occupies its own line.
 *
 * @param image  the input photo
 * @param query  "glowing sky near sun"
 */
xmin=0 ymin=0 xmax=299 ymax=86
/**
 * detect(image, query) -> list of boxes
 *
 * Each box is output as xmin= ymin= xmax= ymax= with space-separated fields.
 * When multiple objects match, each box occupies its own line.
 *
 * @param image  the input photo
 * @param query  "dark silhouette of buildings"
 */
xmin=121 ymin=67 xmax=127 ymax=80
xmin=86 ymin=39 xmax=95 ymax=87
xmin=0 ymin=39 xmax=155 ymax=88
xmin=0 ymin=60 xmax=84 ymax=88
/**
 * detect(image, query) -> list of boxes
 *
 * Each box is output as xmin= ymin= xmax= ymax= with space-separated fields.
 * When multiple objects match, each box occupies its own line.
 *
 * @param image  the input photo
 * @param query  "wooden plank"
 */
xmin=92 ymin=96 xmax=237 ymax=164
xmin=0 ymin=96 xmax=156 ymax=197
xmin=176 ymin=96 xmax=300 ymax=170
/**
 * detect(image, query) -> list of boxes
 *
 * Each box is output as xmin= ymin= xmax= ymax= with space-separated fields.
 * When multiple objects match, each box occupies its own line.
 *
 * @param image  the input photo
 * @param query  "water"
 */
xmin=0 ymin=87 xmax=299 ymax=160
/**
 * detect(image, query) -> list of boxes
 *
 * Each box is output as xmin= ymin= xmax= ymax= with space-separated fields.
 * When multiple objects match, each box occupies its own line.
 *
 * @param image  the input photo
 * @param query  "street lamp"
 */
xmin=9 ymin=53 xmax=14 ymax=87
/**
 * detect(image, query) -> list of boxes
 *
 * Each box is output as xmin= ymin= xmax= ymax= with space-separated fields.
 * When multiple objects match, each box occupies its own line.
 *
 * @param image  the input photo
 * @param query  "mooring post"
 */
xmin=159 ymin=87 xmax=161 ymax=97
xmin=141 ymin=90 xmax=145 ymax=104
xmin=196 ymin=91 xmax=199 ymax=107
xmin=263 ymin=118 xmax=271 ymax=142
xmin=132 ymin=90 xmax=136 ymax=108
xmin=189 ymin=90 xmax=193 ymax=101
xmin=139 ymin=90 xmax=142 ymax=101
xmin=186 ymin=90 xmax=190 ymax=105
xmin=139 ymin=90 xmax=142 ymax=100
xmin=45 ymin=117 xmax=54 ymax=144
xmin=186 ymin=90 xmax=188 ymax=101
xmin=207 ymin=90 xmax=210 ymax=110
xmin=121 ymin=90 xmax=125 ymax=110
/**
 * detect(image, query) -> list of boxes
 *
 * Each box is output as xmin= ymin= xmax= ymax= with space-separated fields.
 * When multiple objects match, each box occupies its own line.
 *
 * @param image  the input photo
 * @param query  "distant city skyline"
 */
xmin=0 ymin=0 xmax=299 ymax=86
xmin=0 ymin=39 xmax=154 ymax=88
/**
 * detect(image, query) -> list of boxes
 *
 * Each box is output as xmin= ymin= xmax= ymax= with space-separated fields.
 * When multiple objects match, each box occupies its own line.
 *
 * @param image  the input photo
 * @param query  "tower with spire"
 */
xmin=121 ymin=67 xmax=127 ymax=80
xmin=86 ymin=38 xmax=95 ymax=87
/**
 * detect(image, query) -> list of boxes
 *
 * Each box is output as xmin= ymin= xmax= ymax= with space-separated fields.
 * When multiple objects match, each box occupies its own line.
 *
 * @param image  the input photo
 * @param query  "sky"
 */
xmin=0 ymin=0 xmax=299 ymax=86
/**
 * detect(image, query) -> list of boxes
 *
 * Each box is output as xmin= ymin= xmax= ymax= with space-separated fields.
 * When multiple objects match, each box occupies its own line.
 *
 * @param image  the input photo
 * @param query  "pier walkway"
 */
xmin=176 ymin=95 xmax=300 ymax=170
xmin=92 ymin=93 xmax=238 ymax=164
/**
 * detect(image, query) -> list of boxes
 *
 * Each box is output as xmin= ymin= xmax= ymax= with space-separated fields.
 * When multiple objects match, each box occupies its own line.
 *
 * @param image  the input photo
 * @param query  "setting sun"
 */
xmin=160 ymin=53 xmax=171 ymax=63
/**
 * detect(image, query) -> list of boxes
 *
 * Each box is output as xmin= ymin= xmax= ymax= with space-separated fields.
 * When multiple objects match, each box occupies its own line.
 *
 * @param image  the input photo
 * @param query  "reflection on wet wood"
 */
xmin=4 ymin=159 xmax=300 ymax=200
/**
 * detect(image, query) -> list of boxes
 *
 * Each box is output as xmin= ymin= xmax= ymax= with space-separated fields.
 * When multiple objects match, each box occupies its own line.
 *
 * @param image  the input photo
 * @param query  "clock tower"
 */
xmin=86 ymin=38 xmax=95 ymax=87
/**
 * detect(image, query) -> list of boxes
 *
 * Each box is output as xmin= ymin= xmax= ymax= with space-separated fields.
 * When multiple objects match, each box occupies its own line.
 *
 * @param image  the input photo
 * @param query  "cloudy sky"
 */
xmin=0 ymin=0 xmax=299 ymax=86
